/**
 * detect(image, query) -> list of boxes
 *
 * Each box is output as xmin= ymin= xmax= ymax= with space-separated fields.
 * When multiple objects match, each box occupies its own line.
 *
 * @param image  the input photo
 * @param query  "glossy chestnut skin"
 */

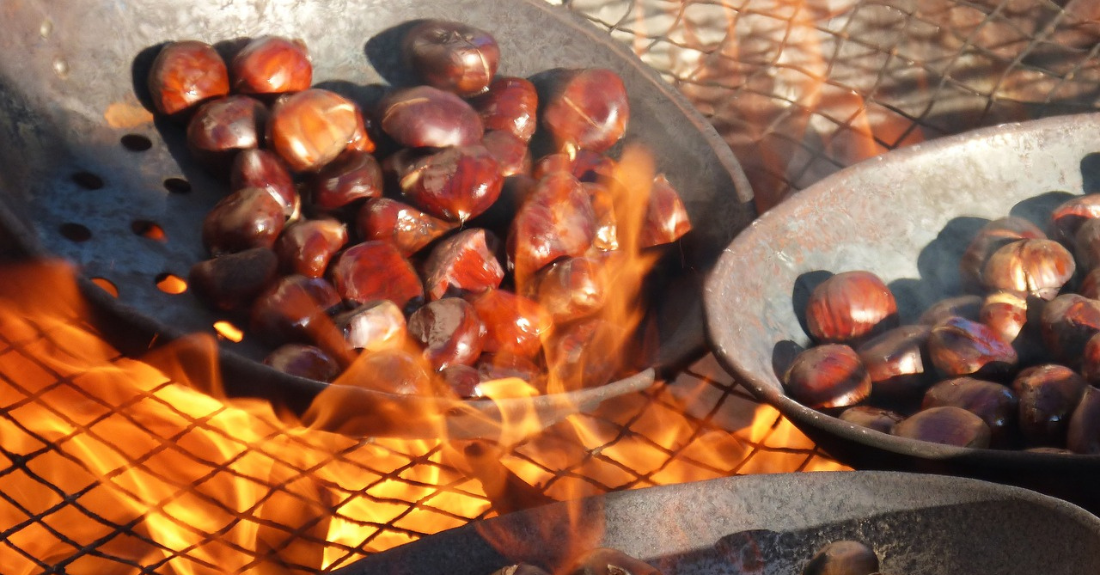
xmin=783 ymin=344 xmax=871 ymax=409
xmin=330 ymin=241 xmax=425 ymax=309
xmin=533 ymin=256 xmax=607 ymax=325
xmin=541 ymin=68 xmax=630 ymax=153
xmin=481 ymin=130 xmax=532 ymax=178
xmin=855 ymin=324 xmax=933 ymax=403
xmin=508 ymin=171 xmax=597 ymax=287
xmin=1067 ymin=385 xmax=1100 ymax=454
xmin=399 ymin=144 xmax=504 ymax=222
xmin=804 ymin=271 xmax=898 ymax=345
xmin=309 ymin=150 xmax=384 ymax=210
xmin=202 ymin=187 xmax=286 ymax=256
xmin=926 ymin=316 xmax=1018 ymax=380
xmin=467 ymin=288 xmax=552 ymax=359
xmin=891 ymin=406 xmax=992 ymax=448
xmin=188 ymin=247 xmax=279 ymax=311
xmin=959 ymin=216 xmax=1046 ymax=293
xmin=922 ymin=377 xmax=1019 ymax=447
xmin=341 ymin=348 xmax=437 ymax=396
xmin=918 ymin=294 xmax=983 ymax=325
xmin=545 ymin=319 xmax=625 ymax=391
xmin=640 ymin=174 xmax=693 ymax=247
xmin=838 ymin=406 xmax=904 ymax=434
xmin=408 ymin=297 xmax=486 ymax=371
xmin=1049 ymin=194 xmax=1100 ymax=245
xmin=979 ymin=291 xmax=1029 ymax=345
xmin=1074 ymin=217 xmax=1100 ymax=272
xmin=470 ymin=76 xmax=538 ymax=141
xmin=1039 ymin=293 xmax=1100 ymax=366
xmin=268 ymin=88 xmax=363 ymax=172
xmin=585 ymin=182 xmax=619 ymax=252
xmin=1082 ymin=331 xmax=1100 ymax=385
xmin=423 ymin=228 xmax=504 ymax=300
xmin=230 ymin=149 xmax=299 ymax=220
xmin=274 ymin=218 xmax=348 ymax=278
xmin=440 ymin=364 xmax=484 ymax=398
xmin=249 ymin=274 xmax=342 ymax=347
xmin=333 ymin=300 xmax=407 ymax=353
xmin=147 ymin=41 xmax=229 ymax=117
xmin=981 ymin=238 xmax=1075 ymax=300
xmin=801 ymin=540 xmax=879 ymax=575
xmin=379 ymin=85 xmax=484 ymax=148
xmin=186 ymin=95 xmax=267 ymax=169
xmin=264 ymin=344 xmax=340 ymax=382
xmin=1012 ymin=364 xmax=1087 ymax=447
xmin=356 ymin=197 xmax=455 ymax=257
xmin=1080 ymin=268 xmax=1100 ymax=300
xmin=403 ymin=20 xmax=500 ymax=97
xmin=231 ymin=36 xmax=312 ymax=95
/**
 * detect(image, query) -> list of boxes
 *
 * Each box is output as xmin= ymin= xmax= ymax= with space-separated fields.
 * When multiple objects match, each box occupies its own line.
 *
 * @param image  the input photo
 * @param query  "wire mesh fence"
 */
xmin=4 ymin=0 xmax=1100 ymax=573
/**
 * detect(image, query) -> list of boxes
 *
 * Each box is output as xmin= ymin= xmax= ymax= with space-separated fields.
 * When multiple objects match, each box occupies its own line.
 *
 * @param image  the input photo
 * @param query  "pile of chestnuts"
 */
xmin=145 ymin=19 xmax=692 ymax=399
xmin=783 ymin=195 xmax=1100 ymax=453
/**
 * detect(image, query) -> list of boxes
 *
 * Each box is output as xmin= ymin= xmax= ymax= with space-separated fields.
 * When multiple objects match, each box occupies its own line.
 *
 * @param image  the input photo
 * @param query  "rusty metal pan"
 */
xmin=337 ymin=471 xmax=1100 ymax=575
xmin=0 ymin=0 xmax=754 ymax=438
xmin=705 ymin=112 xmax=1100 ymax=512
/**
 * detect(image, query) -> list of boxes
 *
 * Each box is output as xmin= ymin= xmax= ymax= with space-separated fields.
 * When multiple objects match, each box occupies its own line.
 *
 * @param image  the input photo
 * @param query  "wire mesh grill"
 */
xmin=4 ymin=0 xmax=1100 ymax=573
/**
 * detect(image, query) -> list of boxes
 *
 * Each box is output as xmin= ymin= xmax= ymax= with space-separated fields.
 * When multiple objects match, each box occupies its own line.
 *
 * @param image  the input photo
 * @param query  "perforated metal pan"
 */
xmin=0 ymin=0 xmax=754 ymax=438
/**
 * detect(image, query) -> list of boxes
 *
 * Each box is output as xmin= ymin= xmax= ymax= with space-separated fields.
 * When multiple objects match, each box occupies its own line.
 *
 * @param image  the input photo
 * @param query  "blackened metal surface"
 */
xmin=705 ymin=112 xmax=1100 ymax=511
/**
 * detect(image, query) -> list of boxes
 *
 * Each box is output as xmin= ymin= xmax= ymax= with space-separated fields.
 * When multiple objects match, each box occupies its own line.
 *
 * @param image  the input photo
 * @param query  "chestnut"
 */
xmin=202 ymin=187 xmax=286 ymax=256
xmin=267 ymin=88 xmax=364 ymax=172
xmin=330 ymin=241 xmax=425 ymax=309
xmin=309 ymin=150 xmax=384 ymax=210
xmin=467 ymin=288 xmax=552 ymax=359
xmin=855 ymin=324 xmax=933 ymax=403
xmin=333 ymin=300 xmax=407 ymax=354
xmin=1067 ymin=385 xmax=1100 ymax=454
xmin=264 ymin=344 xmax=340 ymax=382
xmin=783 ymin=344 xmax=871 ymax=409
xmin=639 ymin=174 xmax=692 ymax=247
xmin=379 ymin=85 xmax=484 ymax=148
xmin=804 ymin=271 xmax=898 ymax=345
xmin=1049 ymin=194 xmax=1100 ymax=245
xmin=891 ymin=406 xmax=991 ymax=448
xmin=399 ymin=144 xmax=504 ymax=222
xmin=838 ymin=405 xmax=903 ymax=434
xmin=801 ymin=540 xmax=879 ymax=575
xmin=231 ymin=36 xmax=312 ymax=96
xmin=356 ymin=197 xmax=456 ymax=257
xmin=274 ymin=218 xmax=348 ymax=278
xmin=585 ymin=182 xmax=619 ymax=252
xmin=567 ymin=548 xmax=661 ymax=575
xmin=408 ymin=297 xmax=486 ymax=371
xmin=922 ymin=377 xmax=1018 ymax=447
xmin=477 ymin=352 xmax=544 ymax=387
xmin=979 ymin=291 xmax=1029 ymax=345
xmin=422 ymin=228 xmax=505 ymax=300
xmin=508 ymin=171 xmax=597 ymax=287
xmin=1012 ymin=364 xmax=1087 ymax=447
xmin=571 ymin=149 xmax=616 ymax=183
xmin=532 ymin=152 xmax=573 ymax=180
xmin=545 ymin=319 xmax=625 ymax=391
xmin=981 ymin=238 xmax=1075 ymax=300
xmin=1081 ymin=268 xmax=1100 ymax=300
xmin=1074 ymin=217 xmax=1100 ymax=272
xmin=532 ymin=256 xmax=607 ymax=325
xmin=147 ymin=40 xmax=229 ymax=117
xmin=186 ymin=95 xmax=267 ymax=170
xmin=440 ymin=364 xmax=484 ymax=399
xmin=918 ymin=294 xmax=983 ymax=325
xmin=926 ymin=316 xmax=1017 ymax=380
xmin=188 ymin=247 xmax=279 ymax=311
xmin=1082 ymin=331 xmax=1100 ymax=385
xmin=250 ymin=274 xmax=342 ymax=347
xmin=481 ymin=130 xmax=532 ymax=178
xmin=403 ymin=19 xmax=500 ymax=97
xmin=959 ymin=216 xmax=1046 ymax=293
xmin=1039 ymin=293 xmax=1100 ymax=366
xmin=340 ymin=348 xmax=437 ymax=396
xmin=469 ymin=76 xmax=539 ymax=141
xmin=541 ymin=68 xmax=630 ymax=153
xmin=230 ymin=149 xmax=299 ymax=221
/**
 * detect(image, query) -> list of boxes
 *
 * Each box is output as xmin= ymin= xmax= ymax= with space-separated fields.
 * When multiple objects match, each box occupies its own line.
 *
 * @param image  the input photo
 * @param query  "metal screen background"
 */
xmin=3 ymin=0 xmax=1100 ymax=573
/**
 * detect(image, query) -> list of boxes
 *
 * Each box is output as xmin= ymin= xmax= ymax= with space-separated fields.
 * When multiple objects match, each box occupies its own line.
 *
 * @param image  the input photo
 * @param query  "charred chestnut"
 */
xmin=783 ymin=344 xmax=871 ymax=409
xmin=804 ymin=271 xmax=898 ymax=345
xmin=403 ymin=20 xmax=500 ymax=97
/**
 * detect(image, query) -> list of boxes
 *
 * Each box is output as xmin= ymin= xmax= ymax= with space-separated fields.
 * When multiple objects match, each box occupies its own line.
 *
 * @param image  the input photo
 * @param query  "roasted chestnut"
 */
xmin=1039 ymin=293 xmax=1100 ymax=366
xmin=801 ymin=540 xmax=878 ymax=575
xmin=274 ymin=218 xmax=348 ymax=278
xmin=264 ymin=344 xmax=340 ymax=382
xmin=783 ymin=344 xmax=871 ymax=409
xmin=468 ymin=288 xmax=552 ymax=359
xmin=533 ymin=257 xmax=608 ymax=325
xmin=481 ymin=130 xmax=532 ymax=178
xmin=981 ymin=238 xmax=1075 ymax=300
xmin=186 ymin=95 xmax=267 ymax=169
xmin=379 ymin=85 xmax=484 ymax=148
xmin=639 ymin=174 xmax=692 ymax=247
xmin=230 ymin=148 xmax=300 ymax=220
xmin=356 ymin=197 xmax=456 ymax=257
xmin=422 ymin=228 xmax=505 ymax=300
xmin=855 ymin=324 xmax=933 ymax=403
xmin=508 ymin=171 xmax=597 ymax=286
xmin=838 ymin=406 xmax=903 ymax=434
xmin=147 ymin=40 xmax=229 ymax=117
xmin=804 ymin=271 xmax=898 ymax=345
xmin=1049 ymin=194 xmax=1100 ymax=245
xmin=331 ymin=241 xmax=425 ymax=309
xmin=231 ymin=36 xmax=312 ymax=95
xmin=399 ymin=144 xmax=504 ymax=222
xmin=403 ymin=20 xmax=500 ymax=97
xmin=1074 ymin=217 xmax=1100 ymax=272
xmin=1012 ymin=364 xmax=1087 ymax=447
xmin=309 ymin=150 xmax=384 ymax=210
xmin=188 ymin=247 xmax=279 ymax=311
xmin=201 ymin=187 xmax=286 ymax=256
xmin=470 ymin=76 xmax=539 ymax=141
xmin=249 ymin=274 xmax=343 ymax=347
xmin=333 ymin=300 xmax=407 ymax=354
xmin=541 ymin=68 xmax=630 ymax=154
xmin=926 ymin=316 xmax=1017 ymax=380
xmin=340 ymin=348 xmax=437 ymax=396
xmin=1067 ymin=385 xmax=1100 ymax=454
xmin=267 ymin=88 xmax=364 ymax=172
xmin=545 ymin=319 xmax=625 ymax=391
xmin=918 ymin=294 xmax=983 ymax=325
xmin=959 ymin=216 xmax=1046 ymax=293
xmin=408 ymin=297 xmax=486 ymax=371
xmin=891 ymin=406 xmax=991 ymax=448
xmin=922 ymin=377 xmax=1018 ymax=447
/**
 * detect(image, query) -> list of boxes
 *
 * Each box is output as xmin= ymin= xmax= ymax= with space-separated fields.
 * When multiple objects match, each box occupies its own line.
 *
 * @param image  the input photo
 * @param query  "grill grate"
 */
xmin=4 ymin=0 xmax=1100 ymax=573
